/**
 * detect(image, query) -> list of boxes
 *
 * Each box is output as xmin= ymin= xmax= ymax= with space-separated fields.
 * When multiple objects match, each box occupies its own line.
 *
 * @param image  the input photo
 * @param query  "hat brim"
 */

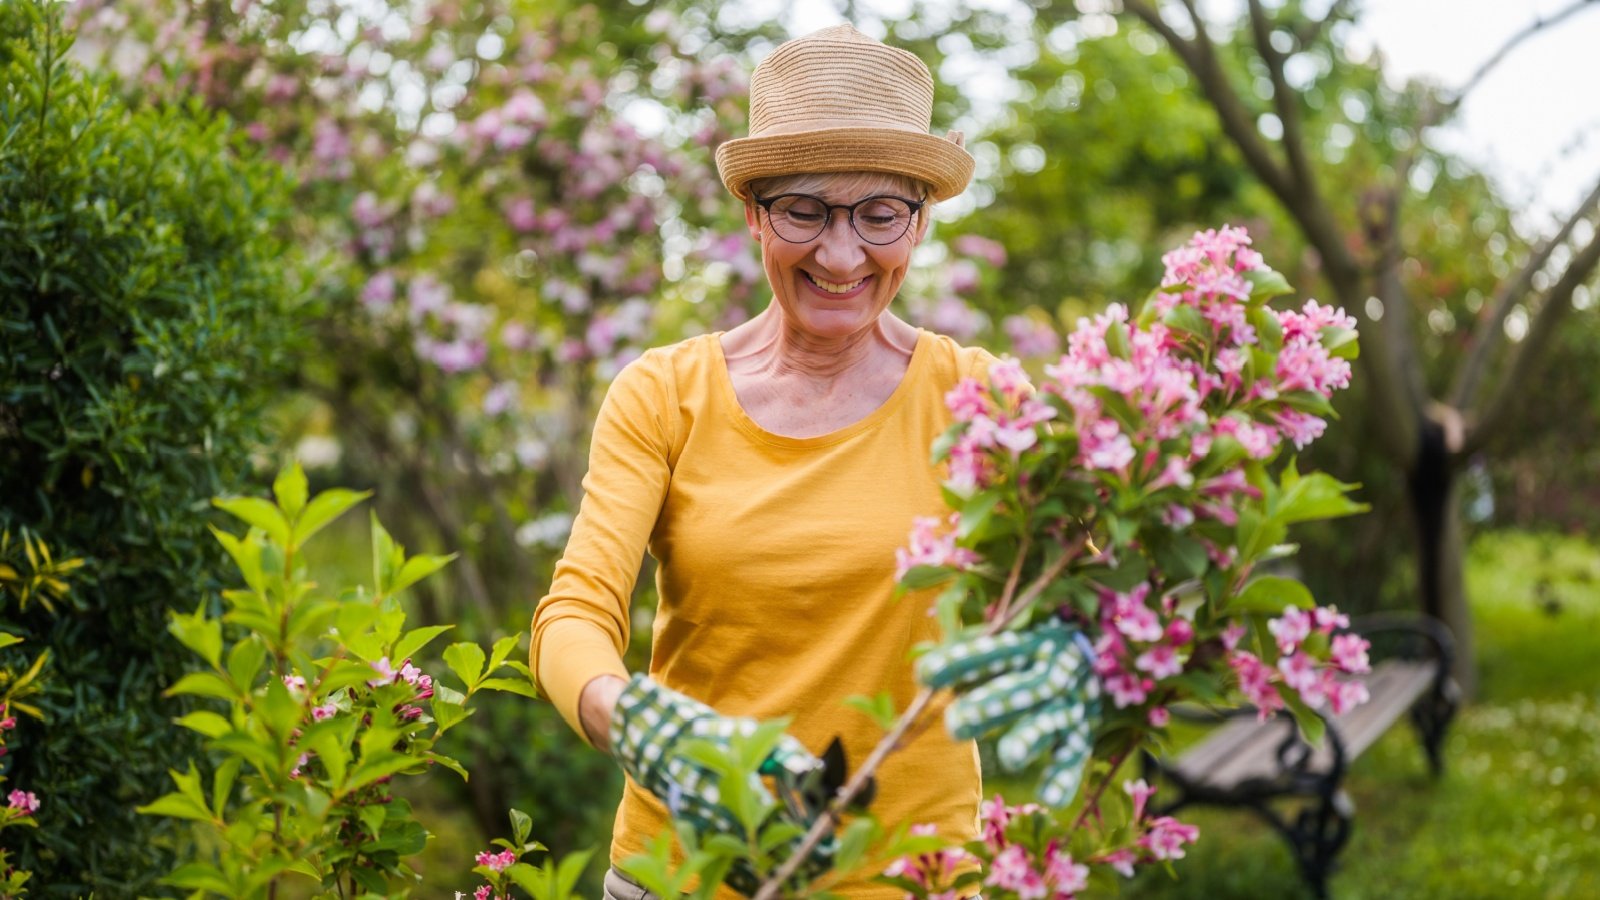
xmin=715 ymin=127 xmax=975 ymax=203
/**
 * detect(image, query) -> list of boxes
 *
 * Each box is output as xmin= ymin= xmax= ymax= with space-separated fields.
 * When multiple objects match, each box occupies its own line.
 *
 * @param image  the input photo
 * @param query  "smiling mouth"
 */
xmin=803 ymin=272 xmax=869 ymax=294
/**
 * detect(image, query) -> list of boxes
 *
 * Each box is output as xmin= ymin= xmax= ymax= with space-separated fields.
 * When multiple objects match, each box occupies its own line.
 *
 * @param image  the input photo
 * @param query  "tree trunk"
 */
xmin=1407 ymin=419 xmax=1476 ymax=698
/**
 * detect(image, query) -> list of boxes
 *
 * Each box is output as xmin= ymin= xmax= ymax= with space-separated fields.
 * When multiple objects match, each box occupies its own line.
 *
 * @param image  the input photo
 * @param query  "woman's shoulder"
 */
xmin=918 ymin=330 xmax=1003 ymax=383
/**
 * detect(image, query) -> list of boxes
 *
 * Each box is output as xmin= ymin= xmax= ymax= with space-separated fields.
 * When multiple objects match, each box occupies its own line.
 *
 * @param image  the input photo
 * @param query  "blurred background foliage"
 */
xmin=2 ymin=0 xmax=1595 ymax=894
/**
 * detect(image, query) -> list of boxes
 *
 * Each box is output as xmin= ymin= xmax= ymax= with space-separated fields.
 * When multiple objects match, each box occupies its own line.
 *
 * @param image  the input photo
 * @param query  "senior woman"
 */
xmin=530 ymin=24 xmax=992 ymax=899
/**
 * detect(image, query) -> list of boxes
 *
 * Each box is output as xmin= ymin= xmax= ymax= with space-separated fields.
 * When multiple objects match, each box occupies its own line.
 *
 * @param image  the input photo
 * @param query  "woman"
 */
xmin=530 ymin=24 xmax=990 ymax=899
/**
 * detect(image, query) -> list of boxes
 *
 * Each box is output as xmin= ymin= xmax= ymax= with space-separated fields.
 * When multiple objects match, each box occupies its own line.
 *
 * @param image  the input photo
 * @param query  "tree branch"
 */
xmin=1451 ymin=176 xmax=1600 ymax=410
xmin=1291 ymin=0 xmax=1355 ymax=49
xmin=1464 ymin=220 xmax=1600 ymax=456
xmin=1450 ymin=0 xmax=1600 ymax=115
xmin=1247 ymin=0 xmax=1315 ymax=197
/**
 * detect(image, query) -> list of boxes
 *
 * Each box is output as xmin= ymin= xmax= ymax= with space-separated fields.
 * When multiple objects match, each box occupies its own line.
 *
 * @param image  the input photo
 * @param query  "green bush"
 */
xmin=0 ymin=1 xmax=300 ymax=891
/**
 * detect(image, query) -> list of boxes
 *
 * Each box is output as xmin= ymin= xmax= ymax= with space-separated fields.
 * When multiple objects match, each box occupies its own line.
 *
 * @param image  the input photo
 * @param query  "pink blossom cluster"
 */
xmin=940 ymin=358 xmax=1057 ymax=494
xmin=1227 ymin=607 xmax=1371 ymax=719
xmin=1119 ymin=781 xmax=1200 ymax=868
xmin=1092 ymin=584 xmax=1195 ymax=724
xmin=475 ymin=848 xmax=517 ymax=872
xmin=1003 ymin=314 xmax=1061 ymax=360
xmin=369 ymin=656 xmax=436 ymax=721
xmin=882 ymin=823 xmax=977 ymax=899
xmin=895 ymin=514 xmax=983 ymax=582
xmin=7 ymin=789 xmax=40 ymax=815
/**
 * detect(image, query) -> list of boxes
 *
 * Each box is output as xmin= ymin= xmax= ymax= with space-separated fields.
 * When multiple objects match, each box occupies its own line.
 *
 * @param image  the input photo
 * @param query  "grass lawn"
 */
xmin=1006 ymin=529 xmax=1600 ymax=899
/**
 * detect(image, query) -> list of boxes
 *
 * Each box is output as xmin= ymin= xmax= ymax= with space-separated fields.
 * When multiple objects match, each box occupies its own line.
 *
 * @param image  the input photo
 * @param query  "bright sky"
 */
xmin=772 ymin=0 xmax=1600 ymax=231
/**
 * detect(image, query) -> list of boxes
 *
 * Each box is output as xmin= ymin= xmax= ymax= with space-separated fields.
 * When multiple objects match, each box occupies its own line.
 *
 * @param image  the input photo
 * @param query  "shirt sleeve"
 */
xmin=529 ymin=349 xmax=676 ymax=746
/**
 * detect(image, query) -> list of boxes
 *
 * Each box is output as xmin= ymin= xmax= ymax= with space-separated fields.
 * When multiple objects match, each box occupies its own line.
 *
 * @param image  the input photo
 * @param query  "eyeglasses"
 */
xmin=752 ymin=192 xmax=925 ymax=246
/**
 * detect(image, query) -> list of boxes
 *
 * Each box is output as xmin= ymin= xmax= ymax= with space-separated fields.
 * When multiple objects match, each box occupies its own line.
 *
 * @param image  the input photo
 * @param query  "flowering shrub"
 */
xmin=466 ymin=808 xmax=592 ymax=900
xmin=867 ymin=225 xmax=1367 ymax=896
xmin=137 ymin=463 xmax=540 ymax=897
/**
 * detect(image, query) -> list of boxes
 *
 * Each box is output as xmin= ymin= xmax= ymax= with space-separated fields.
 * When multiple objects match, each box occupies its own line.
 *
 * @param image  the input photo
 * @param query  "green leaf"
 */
xmin=210 ymin=524 xmax=265 ymax=593
xmin=165 ymin=671 xmax=239 ymax=702
xmin=161 ymin=862 xmax=233 ymax=893
xmin=1249 ymin=303 xmax=1285 ymax=353
xmin=392 ymin=624 xmax=455 ymax=665
xmin=478 ymin=677 xmax=540 ymax=698
xmin=1275 ymin=472 xmax=1369 ymax=525
xmin=957 ymin=489 xmax=1002 ymax=540
xmin=169 ymin=602 xmax=222 ymax=668
xmin=1246 ymin=266 xmax=1293 ymax=301
xmin=1161 ymin=302 xmax=1209 ymax=338
xmin=226 ymin=638 xmax=268 ymax=693
xmin=347 ymin=750 xmax=418 ymax=791
xmin=443 ymin=641 xmax=487 ymax=692
xmin=1228 ymin=575 xmax=1315 ymax=615
xmin=0 ymin=632 xmax=21 ymax=650
xmin=212 ymin=756 xmax=241 ymax=816
xmin=137 ymin=791 xmax=213 ymax=823
xmin=273 ymin=461 xmax=308 ymax=520
xmin=897 ymin=564 xmax=956 ymax=591
xmin=1281 ymin=688 xmax=1328 ymax=747
xmin=843 ymin=692 xmax=899 ymax=732
xmin=510 ymin=807 xmax=533 ymax=848
xmin=390 ymin=552 xmax=458 ymax=596
xmin=292 ymin=487 xmax=371 ymax=548
xmin=426 ymin=751 xmax=470 ymax=782
xmin=260 ymin=676 xmax=303 ymax=739
xmin=832 ymin=816 xmax=879 ymax=876
xmin=555 ymin=848 xmax=594 ymax=898
xmin=1321 ymin=325 xmax=1360 ymax=359
xmin=488 ymin=633 xmax=521 ymax=671
xmin=175 ymin=711 xmax=231 ymax=738
xmin=212 ymin=496 xmax=290 ymax=547
xmin=431 ymin=698 xmax=472 ymax=735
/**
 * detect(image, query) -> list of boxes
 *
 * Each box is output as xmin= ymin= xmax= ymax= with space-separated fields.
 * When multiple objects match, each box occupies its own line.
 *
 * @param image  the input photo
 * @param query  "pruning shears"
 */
xmin=761 ymin=736 xmax=876 ymax=823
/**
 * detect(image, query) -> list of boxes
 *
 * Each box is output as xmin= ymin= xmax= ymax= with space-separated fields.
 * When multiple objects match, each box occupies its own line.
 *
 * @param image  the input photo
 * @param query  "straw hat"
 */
xmin=714 ymin=24 xmax=975 ymax=202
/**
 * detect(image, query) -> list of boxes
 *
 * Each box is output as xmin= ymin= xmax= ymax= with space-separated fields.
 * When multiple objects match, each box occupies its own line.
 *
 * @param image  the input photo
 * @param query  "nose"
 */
xmin=811 ymin=210 xmax=867 ymax=275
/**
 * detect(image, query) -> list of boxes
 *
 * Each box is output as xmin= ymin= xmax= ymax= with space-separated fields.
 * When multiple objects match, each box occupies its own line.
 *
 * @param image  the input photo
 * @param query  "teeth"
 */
xmin=808 ymin=273 xmax=866 ymax=294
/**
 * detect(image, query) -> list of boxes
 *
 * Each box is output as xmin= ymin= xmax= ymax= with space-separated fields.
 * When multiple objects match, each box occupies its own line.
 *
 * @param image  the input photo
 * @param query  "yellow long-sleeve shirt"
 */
xmin=529 ymin=328 xmax=993 ymax=898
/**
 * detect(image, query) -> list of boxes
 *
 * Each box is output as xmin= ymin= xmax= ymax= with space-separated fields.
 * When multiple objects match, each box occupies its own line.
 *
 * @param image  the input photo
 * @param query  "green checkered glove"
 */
xmin=609 ymin=674 xmax=835 ymax=895
xmin=915 ymin=619 xmax=1101 ymax=807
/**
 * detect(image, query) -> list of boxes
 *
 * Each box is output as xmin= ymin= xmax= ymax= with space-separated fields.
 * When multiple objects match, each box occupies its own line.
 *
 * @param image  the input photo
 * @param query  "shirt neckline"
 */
xmin=708 ymin=328 xmax=931 ymax=449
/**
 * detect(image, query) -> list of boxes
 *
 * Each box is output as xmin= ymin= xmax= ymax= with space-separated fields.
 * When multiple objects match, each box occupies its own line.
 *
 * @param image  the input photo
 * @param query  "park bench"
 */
xmin=1144 ymin=615 xmax=1460 ymax=898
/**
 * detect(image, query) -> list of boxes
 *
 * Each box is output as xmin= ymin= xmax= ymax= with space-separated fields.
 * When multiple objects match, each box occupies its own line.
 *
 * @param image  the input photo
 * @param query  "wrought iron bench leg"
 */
xmin=1283 ymin=788 xmax=1353 ymax=899
xmin=1410 ymin=680 xmax=1460 ymax=777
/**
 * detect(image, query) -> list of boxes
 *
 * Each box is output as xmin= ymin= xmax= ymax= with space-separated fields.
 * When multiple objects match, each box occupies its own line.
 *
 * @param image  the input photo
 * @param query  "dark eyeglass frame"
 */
xmin=751 ymin=192 xmax=927 ymax=246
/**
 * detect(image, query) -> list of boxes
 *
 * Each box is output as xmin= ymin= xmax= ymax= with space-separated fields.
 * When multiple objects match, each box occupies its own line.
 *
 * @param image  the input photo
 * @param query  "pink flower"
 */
xmin=0 ymin=716 xmax=16 ymax=731
xmin=980 ymin=794 xmax=1013 ymax=850
xmin=1043 ymin=844 xmax=1088 ymax=895
xmin=1277 ymin=652 xmax=1321 ymax=703
xmin=1124 ymin=778 xmax=1158 ymax=821
xmin=504 ymin=197 xmax=537 ymax=232
xmin=1140 ymin=816 xmax=1200 ymax=861
xmin=474 ymin=886 xmax=493 ymax=900
xmin=312 ymin=702 xmax=338 ymax=721
xmin=1273 ymin=409 xmax=1327 ymax=449
xmin=360 ymin=271 xmax=396 ymax=310
xmin=945 ymin=378 xmax=992 ymax=422
xmin=1148 ymin=705 xmax=1171 ymax=728
xmin=954 ymin=233 xmax=1008 ymax=268
xmin=1081 ymin=418 xmax=1135 ymax=470
xmin=1229 ymin=651 xmax=1284 ymax=720
xmin=1110 ymin=587 xmax=1163 ymax=643
xmin=987 ymin=357 xmax=1032 ymax=403
xmin=1135 ymin=644 xmax=1185 ymax=679
xmin=1105 ymin=671 xmax=1153 ymax=708
xmin=1327 ymin=677 xmax=1370 ymax=714
xmin=1099 ymin=847 xmax=1139 ymax=878
xmin=7 ymin=790 xmax=39 ymax=813
xmin=1164 ymin=618 xmax=1195 ymax=646
xmin=1313 ymin=605 xmax=1351 ymax=633
xmin=368 ymin=657 xmax=398 ymax=687
xmin=948 ymin=258 xmax=981 ymax=294
xmin=282 ymin=674 xmax=307 ymax=693
xmin=1267 ymin=607 xmax=1313 ymax=654
xmin=986 ymin=844 xmax=1047 ymax=899
xmin=476 ymin=849 xmax=517 ymax=872
xmin=1221 ymin=623 xmax=1247 ymax=651
xmin=1330 ymin=633 xmax=1371 ymax=674
xmin=895 ymin=514 xmax=981 ymax=582
xmin=1004 ymin=314 xmax=1061 ymax=359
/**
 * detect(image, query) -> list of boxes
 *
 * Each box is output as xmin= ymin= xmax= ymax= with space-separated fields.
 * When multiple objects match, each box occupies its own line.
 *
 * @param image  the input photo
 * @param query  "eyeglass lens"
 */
xmin=766 ymin=195 xmax=915 ymax=245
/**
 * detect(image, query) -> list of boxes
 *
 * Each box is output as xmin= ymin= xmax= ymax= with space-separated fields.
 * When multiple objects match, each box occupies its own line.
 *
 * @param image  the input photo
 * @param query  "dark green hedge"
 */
xmin=0 ymin=3 xmax=301 ymax=893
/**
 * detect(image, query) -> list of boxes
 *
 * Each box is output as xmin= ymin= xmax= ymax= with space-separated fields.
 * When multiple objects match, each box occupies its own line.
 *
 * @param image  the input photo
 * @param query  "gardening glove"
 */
xmin=608 ymin=673 xmax=837 ymax=895
xmin=916 ymin=619 xmax=1101 ymax=807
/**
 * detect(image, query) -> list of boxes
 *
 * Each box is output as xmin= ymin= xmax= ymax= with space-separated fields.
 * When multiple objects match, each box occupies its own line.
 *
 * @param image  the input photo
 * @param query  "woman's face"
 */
xmin=743 ymin=172 xmax=931 ymax=342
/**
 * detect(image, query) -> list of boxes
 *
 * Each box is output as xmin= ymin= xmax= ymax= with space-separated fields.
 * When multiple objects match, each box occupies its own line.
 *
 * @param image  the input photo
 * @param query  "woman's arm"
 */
xmin=529 ymin=350 xmax=676 ymax=747
xmin=578 ymin=673 xmax=628 ymax=753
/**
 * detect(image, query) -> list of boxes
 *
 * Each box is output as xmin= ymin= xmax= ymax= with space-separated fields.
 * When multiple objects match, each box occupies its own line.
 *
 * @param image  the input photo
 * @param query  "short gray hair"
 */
xmin=746 ymin=171 xmax=933 ymax=202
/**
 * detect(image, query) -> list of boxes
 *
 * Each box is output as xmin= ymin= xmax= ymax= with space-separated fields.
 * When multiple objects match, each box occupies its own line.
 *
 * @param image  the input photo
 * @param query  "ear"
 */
xmin=744 ymin=199 xmax=762 ymax=240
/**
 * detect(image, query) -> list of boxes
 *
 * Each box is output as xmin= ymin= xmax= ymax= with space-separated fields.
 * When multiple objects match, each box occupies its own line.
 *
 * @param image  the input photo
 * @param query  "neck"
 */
xmin=736 ymin=308 xmax=903 ymax=382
